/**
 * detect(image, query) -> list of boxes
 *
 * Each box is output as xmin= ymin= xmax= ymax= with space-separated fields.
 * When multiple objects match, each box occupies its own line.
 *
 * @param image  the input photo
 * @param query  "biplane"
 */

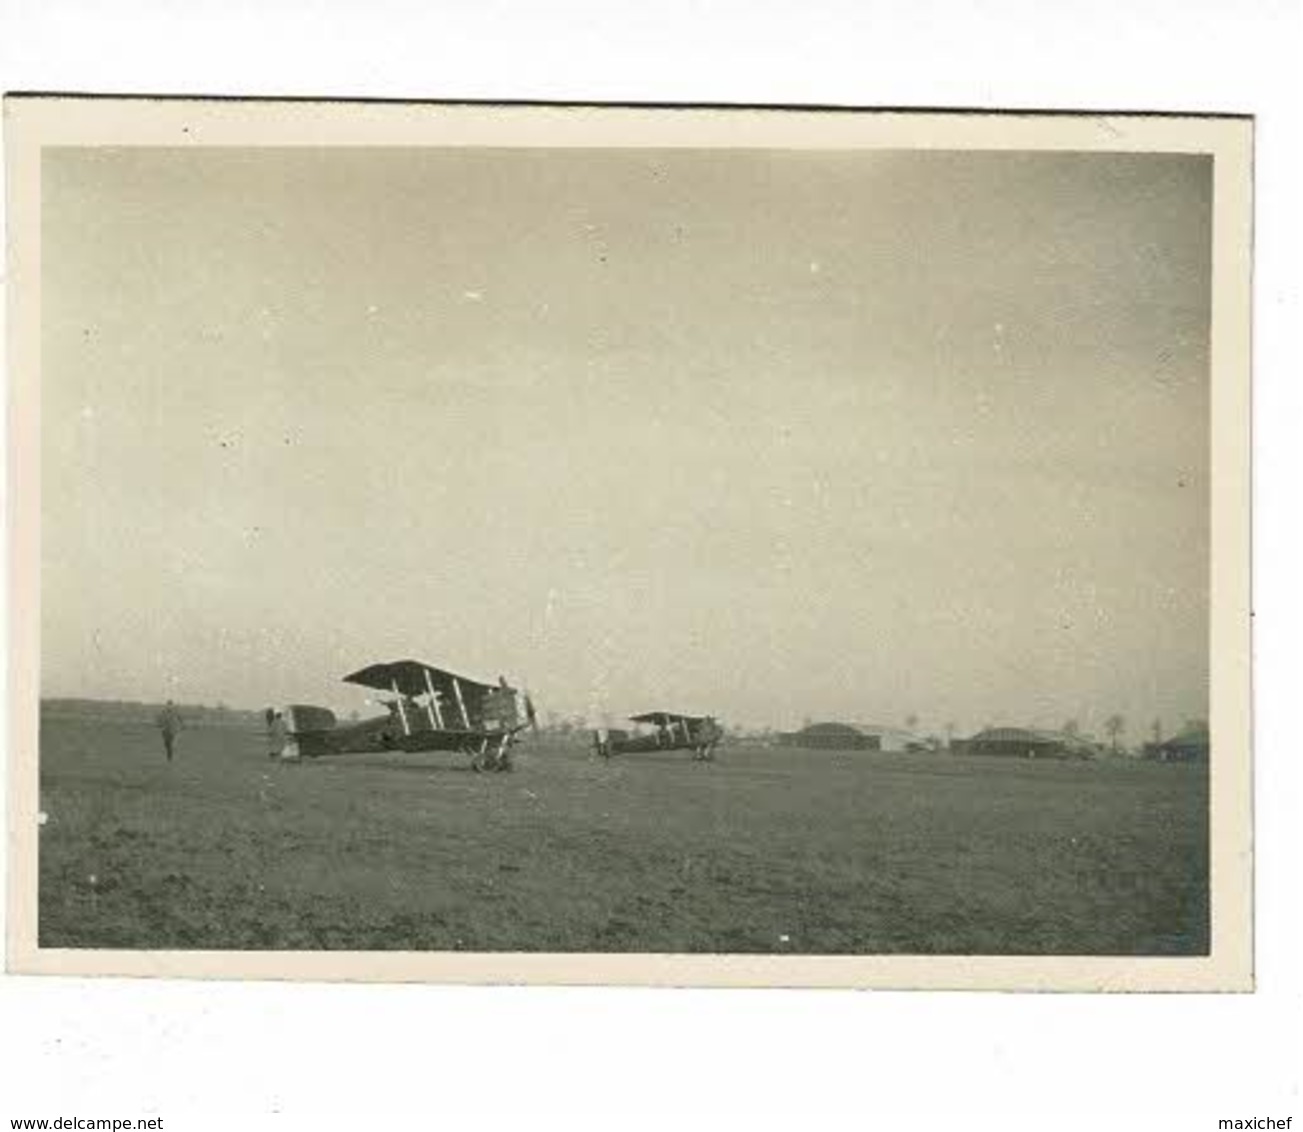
xmin=593 ymin=711 xmax=723 ymax=762
xmin=273 ymin=659 xmax=536 ymax=772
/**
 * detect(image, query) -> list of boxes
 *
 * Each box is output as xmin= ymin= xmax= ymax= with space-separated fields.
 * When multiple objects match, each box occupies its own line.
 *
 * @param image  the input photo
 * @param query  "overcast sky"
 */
xmin=42 ymin=146 xmax=1211 ymax=736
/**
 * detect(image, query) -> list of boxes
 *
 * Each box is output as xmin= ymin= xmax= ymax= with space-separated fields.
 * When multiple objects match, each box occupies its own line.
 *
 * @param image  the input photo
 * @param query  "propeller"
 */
xmin=523 ymin=685 xmax=539 ymax=733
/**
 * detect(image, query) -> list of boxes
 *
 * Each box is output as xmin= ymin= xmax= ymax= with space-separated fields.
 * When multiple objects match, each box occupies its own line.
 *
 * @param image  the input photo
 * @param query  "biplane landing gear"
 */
xmin=491 ymin=735 xmax=515 ymax=772
xmin=470 ymin=736 xmax=514 ymax=773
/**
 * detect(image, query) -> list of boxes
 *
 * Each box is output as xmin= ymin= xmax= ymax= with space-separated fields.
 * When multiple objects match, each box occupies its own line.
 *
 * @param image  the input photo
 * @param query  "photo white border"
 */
xmin=5 ymin=96 xmax=1254 ymax=991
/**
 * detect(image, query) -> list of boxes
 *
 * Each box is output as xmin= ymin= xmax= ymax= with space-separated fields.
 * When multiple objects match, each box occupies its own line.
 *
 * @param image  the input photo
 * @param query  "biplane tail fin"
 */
xmin=278 ymin=704 xmax=338 ymax=759
xmin=284 ymin=704 xmax=337 ymax=734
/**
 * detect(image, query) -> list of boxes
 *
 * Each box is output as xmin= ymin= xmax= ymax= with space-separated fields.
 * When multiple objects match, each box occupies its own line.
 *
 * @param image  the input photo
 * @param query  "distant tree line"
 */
xmin=41 ymin=698 xmax=265 ymax=729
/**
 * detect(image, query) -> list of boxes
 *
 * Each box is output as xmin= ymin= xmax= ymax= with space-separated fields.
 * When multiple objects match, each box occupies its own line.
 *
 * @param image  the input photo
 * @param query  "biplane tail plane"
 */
xmin=593 ymin=711 xmax=722 ymax=762
xmin=274 ymin=659 xmax=537 ymax=773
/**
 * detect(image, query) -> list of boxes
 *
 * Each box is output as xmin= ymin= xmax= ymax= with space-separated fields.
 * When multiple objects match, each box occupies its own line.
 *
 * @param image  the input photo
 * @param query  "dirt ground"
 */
xmin=37 ymin=716 xmax=1209 ymax=954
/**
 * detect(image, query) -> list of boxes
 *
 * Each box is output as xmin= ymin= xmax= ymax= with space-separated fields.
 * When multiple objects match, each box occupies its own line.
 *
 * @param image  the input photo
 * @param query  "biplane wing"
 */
xmin=343 ymin=659 xmax=497 ymax=700
xmin=628 ymin=710 xmax=705 ymax=726
xmin=342 ymin=658 xmax=522 ymax=734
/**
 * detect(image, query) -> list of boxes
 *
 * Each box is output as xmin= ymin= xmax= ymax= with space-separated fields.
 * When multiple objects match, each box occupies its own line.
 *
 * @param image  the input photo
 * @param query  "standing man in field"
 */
xmin=267 ymin=710 xmax=288 ymax=759
xmin=156 ymin=699 xmax=183 ymax=762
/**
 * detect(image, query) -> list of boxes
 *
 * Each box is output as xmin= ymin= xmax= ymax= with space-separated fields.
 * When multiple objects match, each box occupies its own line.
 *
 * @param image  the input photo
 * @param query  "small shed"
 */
xmin=852 ymin=723 xmax=926 ymax=752
xmin=1145 ymin=724 xmax=1209 ymax=762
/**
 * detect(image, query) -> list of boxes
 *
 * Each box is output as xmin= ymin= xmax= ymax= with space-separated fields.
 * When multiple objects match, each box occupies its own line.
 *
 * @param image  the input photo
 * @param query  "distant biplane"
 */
xmin=593 ymin=712 xmax=722 ymax=762
xmin=274 ymin=659 xmax=536 ymax=772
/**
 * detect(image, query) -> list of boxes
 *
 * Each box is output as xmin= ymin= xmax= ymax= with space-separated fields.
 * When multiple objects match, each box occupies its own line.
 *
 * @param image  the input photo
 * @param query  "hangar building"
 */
xmin=777 ymin=722 xmax=926 ymax=751
xmin=777 ymin=722 xmax=881 ymax=750
xmin=963 ymin=727 xmax=1098 ymax=760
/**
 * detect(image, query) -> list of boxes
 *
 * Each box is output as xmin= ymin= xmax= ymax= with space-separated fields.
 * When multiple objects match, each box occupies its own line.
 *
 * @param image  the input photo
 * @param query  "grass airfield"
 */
xmin=37 ymin=716 xmax=1209 ymax=954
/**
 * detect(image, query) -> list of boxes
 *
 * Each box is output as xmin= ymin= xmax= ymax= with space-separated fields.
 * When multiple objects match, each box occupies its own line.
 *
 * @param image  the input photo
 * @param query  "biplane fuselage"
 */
xmin=276 ymin=660 xmax=534 ymax=772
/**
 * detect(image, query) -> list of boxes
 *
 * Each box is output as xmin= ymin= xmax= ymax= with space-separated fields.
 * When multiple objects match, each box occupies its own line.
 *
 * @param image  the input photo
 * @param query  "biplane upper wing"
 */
xmin=343 ymin=659 xmax=498 ymax=698
xmin=342 ymin=659 xmax=519 ymax=732
xmin=629 ymin=710 xmax=704 ymax=726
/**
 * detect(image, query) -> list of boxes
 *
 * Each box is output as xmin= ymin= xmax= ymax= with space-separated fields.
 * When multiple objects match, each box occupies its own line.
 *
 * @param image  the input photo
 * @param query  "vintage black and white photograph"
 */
xmin=6 ymin=99 xmax=1252 ymax=987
